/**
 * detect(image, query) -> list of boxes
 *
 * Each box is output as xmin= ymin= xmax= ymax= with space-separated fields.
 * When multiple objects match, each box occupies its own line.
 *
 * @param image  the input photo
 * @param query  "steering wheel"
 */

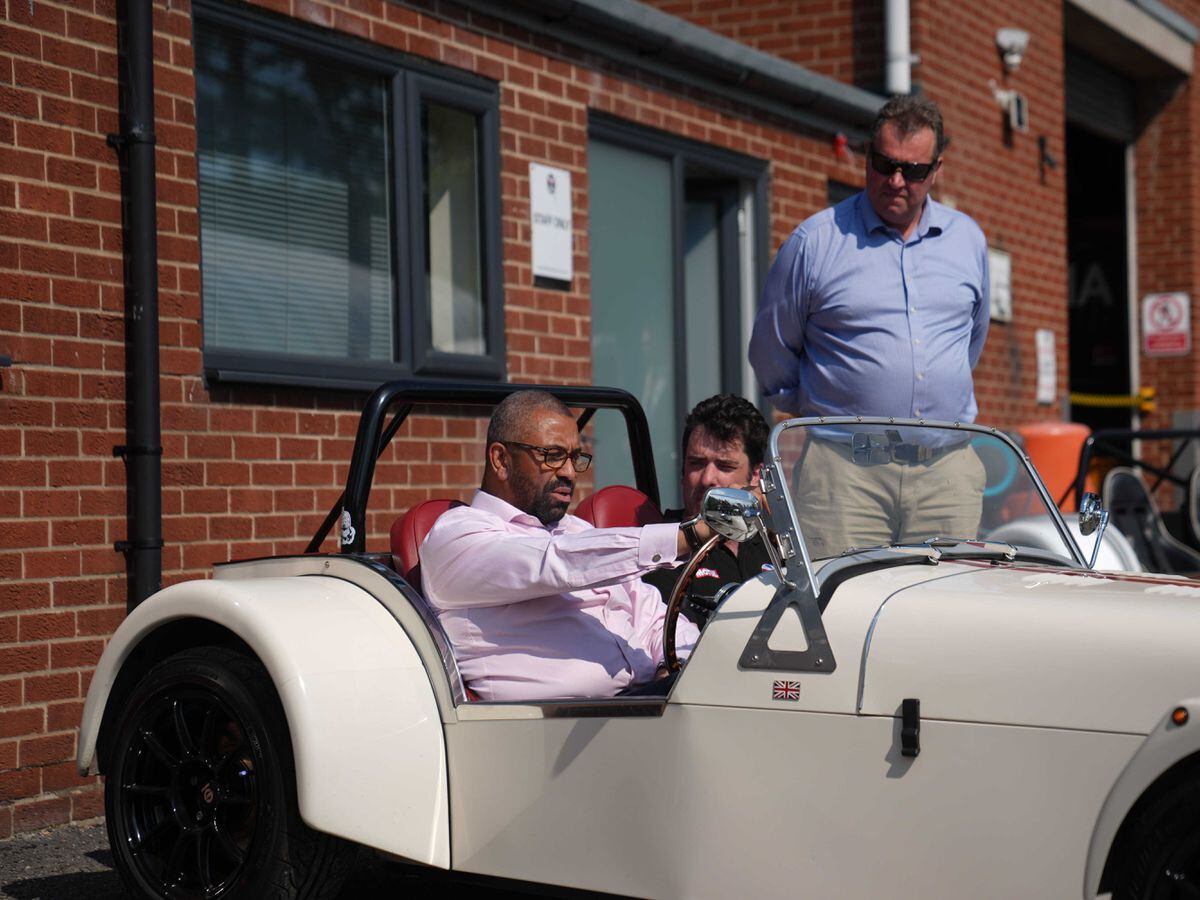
xmin=662 ymin=532 xmax=721 ymax=672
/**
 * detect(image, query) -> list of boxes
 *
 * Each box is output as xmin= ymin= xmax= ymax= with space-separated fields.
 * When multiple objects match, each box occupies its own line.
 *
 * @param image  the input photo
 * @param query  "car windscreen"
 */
xmin=770 ymin=421 xmax=1078 ymax=564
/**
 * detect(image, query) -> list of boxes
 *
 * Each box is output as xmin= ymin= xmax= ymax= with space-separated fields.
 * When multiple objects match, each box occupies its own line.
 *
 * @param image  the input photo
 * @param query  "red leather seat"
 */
xmin=575 ymin=485 xmax=664 ymax=528
xmin=390 ymin=498 xmax=478 ymax=703
xmin=391 ymin=499 xmax=465 ymax=586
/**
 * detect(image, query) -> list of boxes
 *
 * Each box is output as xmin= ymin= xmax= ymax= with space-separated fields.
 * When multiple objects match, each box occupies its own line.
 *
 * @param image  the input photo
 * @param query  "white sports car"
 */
xmin=78 ymin=381 xmax=1200 ymax=900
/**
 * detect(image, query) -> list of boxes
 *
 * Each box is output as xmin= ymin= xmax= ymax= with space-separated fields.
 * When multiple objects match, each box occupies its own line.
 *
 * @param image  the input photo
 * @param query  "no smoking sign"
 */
xmin=1142 ymin=292 xmax=1191 ymax=357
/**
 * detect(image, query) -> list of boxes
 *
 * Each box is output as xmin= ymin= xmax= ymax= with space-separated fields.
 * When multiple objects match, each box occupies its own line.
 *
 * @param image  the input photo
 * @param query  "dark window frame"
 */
xmin=194 ymin=0 xmax=505 ymax=391
xmin=587 ymin=113 xmax=769 ymax=433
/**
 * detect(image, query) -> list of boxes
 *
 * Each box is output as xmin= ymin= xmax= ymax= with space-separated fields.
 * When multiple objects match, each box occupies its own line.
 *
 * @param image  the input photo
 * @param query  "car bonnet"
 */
xmin=857 ymin=560 xmax=1200 ymax=734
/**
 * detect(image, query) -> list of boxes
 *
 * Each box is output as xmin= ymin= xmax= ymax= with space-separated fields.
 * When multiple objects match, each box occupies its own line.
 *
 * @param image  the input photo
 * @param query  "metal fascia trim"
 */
xmin=443 ymin=0 xmax=883 ymax=135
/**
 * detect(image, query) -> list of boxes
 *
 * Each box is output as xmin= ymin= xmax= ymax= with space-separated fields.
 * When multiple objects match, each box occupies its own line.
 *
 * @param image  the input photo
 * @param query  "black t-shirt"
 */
xmin=643 ymin=508 xmax=775 ymax=626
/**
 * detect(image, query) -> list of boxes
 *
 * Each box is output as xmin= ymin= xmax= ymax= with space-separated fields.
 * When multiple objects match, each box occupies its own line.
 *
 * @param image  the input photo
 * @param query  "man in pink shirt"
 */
xmin=420 ymin=391 xmax=706 ymax=701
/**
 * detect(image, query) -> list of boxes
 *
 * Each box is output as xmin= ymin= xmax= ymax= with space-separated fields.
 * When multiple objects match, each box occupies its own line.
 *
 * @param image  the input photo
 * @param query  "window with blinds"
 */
xmin=193 ymin=4 xmax=503 ymax=388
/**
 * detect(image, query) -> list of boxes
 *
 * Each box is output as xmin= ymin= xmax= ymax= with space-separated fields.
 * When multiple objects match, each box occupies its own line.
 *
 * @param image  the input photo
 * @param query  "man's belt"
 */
xmin=822 ymin=433 xmax=960 ymax=467
xmin=889 ymin=442 xmax=947 ymax=464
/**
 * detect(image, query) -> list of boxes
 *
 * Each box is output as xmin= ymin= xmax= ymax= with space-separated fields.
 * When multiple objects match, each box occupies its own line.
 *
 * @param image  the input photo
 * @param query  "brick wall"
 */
xmin=645 ymin=0 xmax=885 ymax=90
xmin=0 ymin=0 xmax=863 ymax=833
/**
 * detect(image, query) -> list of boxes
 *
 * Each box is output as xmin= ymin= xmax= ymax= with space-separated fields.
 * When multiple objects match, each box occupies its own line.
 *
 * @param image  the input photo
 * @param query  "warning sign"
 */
xmin=1142 ymin=292 xmax=1191 ymax=357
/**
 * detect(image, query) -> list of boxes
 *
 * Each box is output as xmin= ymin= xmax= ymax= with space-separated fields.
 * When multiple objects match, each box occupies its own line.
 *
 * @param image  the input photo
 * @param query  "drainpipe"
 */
xmin=885 ymin=0 xmax=913 ymax=95
xmin=111 ymin=0 xmax=162 ymax=610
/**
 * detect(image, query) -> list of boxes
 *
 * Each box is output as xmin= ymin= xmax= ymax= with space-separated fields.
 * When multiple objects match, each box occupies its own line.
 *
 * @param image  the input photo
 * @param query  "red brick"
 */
xmin=42 ymin=36 xmax=99 ymax=74
xmin=76 ymin=606 xmax=125 ymax=636
xmin=0 ymin=554 xmax=22 ymax=583
xmin=0 ymin=581 xmax=50 ymax=611
xmin=0 ymin=84 xmax=38 ymax=119
xmin=0 ymin=680 xmax=20 ymax=708
xmin=0 ymin=520 xmax=48 ymax=549
xmin=210 ymin=515 xmax=252 ymax=540
xmin=0 ymin=146 xmax=45 ymax=180
xmin=0 ymin=210 xmax=48 ymax=241
xmin=0 ymin=708 xmax=44 ymax=739
xmin=23 ymin=429 xmax=79 ymax=456
xmin=0 ymin=460 xmax=44 ymax=489
xmin=46 ymin=700 xmax=85 ymax=732
xmin=13 ymin=59 xmax=71 ymax=96
xmin=229 ymin=488 xmax=273 ymax=513
xmin=71 ymin=787 xmax=104 ymax=821
xmin=24 ymin=672 xmax=80 ymax=705
xmin=5 ymin=272 xmax=52 ymax=301
xmin=72 ymin=192 xmax=121 ymax=223
xmin=66 ymin=10 xmax=117 ymax=46
xmin=52 ymin=579 xmax=107 ymax=607
xmin=41 ymin=760 xmax=91 ymax=793
xmin=18 ymin=613 xmax=76 ymax=643
xmin=50 ymin=639 xmax=104 ymax=670
xmin=0 ymin=768 xmax=41 ymax=804
xmin=49 ymin=218 xmax=102 ymax=249
xmin=12 ymin=795 xmax=71 ymax=833
xmin=23 ymin=549 xmax=82 ymax=579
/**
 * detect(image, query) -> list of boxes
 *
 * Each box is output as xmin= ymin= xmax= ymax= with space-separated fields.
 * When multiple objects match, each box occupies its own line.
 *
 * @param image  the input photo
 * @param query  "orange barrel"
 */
xmin=1017 ymin=421 xmax=1093 ymax=512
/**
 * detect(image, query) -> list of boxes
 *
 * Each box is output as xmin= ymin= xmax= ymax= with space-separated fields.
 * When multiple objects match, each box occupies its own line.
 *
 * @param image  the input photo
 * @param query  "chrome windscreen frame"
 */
xmin=763 ymin=416 xmax=1089 ymax=576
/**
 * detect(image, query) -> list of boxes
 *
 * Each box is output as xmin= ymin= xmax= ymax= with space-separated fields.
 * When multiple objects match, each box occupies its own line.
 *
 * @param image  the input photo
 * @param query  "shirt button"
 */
xmin=915 ymin=409 xmax=922 ymax=416
xmin=916 ymin=373 xmax=925 ymax=380
xmin=913 ymin=338 xmax=921 ymax=345
xmin=910 ymin=306 xmax=917 ymax=313
xmin=652 ymin=553 xmax=662 ymax=562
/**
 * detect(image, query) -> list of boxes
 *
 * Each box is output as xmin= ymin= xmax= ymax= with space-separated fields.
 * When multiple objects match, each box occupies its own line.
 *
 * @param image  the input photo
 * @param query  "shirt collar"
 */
xmin=857 ymin=192 xmax=944 ymax=240
xmin=472 ymin=489 xmax=567 ymax=531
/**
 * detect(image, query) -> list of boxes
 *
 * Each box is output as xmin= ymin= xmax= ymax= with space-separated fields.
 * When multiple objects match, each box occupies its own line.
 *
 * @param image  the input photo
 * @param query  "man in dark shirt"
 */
xmin=645 ymin=395 xmax=775 ymax=625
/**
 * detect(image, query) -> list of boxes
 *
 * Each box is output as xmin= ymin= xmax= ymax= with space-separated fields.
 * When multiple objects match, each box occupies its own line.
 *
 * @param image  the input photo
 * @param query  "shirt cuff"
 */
xmin=639 ymin=523 xmax=683 ymax=568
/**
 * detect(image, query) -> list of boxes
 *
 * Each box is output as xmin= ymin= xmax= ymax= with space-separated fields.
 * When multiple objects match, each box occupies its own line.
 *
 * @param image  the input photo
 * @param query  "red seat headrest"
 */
xmin=391 ymin=499 xmax=465 ymax=585
xmin=575 ymin=485 xmax=664 ymax=528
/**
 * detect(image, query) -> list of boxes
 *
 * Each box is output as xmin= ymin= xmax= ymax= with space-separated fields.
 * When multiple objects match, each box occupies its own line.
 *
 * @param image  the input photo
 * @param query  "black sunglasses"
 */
xmin=869 ymin=150 xmax=938 ymax=183
xmin=504 ymin=441 xmax=593 ymax=472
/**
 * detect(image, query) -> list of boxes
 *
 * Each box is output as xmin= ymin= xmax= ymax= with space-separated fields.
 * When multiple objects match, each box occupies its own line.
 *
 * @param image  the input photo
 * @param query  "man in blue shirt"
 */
xmin=750 ymin=95 xmax=989 ymax=557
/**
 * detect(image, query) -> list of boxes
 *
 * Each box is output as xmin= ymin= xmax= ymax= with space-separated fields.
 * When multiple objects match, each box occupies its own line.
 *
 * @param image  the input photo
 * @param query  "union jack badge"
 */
xmin=772 ymin=680 xmax=801 ymax=701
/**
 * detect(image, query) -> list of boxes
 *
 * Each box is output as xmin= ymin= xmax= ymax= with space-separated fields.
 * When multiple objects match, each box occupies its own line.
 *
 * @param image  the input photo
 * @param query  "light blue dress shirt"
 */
xmin=750 ymin=192 xmax=989 ymax=423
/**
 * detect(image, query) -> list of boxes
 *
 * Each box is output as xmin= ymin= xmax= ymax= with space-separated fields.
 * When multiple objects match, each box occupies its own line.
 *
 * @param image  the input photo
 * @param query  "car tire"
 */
xmin=104 ymin=645 xmax=355 ymax=900
xmin=1115 ymin=778 xmax=1200 ymax=900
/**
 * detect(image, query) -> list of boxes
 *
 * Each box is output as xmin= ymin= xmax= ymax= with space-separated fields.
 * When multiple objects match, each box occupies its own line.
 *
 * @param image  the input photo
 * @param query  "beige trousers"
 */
xmin=794 ymin=439 xmax=986 ymax=559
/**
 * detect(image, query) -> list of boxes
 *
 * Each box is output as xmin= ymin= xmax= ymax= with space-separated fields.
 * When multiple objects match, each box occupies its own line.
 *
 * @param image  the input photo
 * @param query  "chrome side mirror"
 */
xmin=701 ymin=487 xmax=763 ymax=543
xmin=1078 ymin=491 xmax=1110 ymax=569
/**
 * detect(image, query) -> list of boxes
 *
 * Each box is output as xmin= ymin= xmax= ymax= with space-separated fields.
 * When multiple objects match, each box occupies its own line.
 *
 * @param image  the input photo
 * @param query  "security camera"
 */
xmin=996 ymin=28 xmax=1030 ymax=73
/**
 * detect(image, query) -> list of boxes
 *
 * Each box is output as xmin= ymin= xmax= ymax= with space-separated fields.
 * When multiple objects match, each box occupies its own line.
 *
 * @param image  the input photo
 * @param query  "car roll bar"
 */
xmin=309 ymin=379 xmax=661 ymax=554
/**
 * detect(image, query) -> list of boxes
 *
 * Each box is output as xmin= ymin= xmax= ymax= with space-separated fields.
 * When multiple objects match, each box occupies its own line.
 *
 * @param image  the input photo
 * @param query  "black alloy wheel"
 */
xmin=104 ymin=646 xmax=353 ymax=900
xmin=1118 ymin=779 xmax=1200 ymax=900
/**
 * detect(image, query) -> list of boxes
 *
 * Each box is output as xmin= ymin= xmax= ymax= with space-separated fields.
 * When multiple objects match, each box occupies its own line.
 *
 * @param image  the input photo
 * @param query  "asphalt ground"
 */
xmin=0 ymin=820 xmax=557 ymax=899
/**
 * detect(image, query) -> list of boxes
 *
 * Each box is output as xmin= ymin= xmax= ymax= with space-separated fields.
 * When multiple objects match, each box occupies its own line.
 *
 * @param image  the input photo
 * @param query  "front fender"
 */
xmin=1085 ymin=698 xmax=1200 ymax=898
xmin=78 ymin=576 xmax=449 ymax=868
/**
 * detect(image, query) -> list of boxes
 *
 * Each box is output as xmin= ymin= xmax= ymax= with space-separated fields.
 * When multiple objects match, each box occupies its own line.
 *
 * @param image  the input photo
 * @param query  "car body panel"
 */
xmin=77 ymin=575 xmax=450 ymax=867
xmin=672 ymin=562 xmax=946 ymax=713
xmin=214 ymin=554 xmax=467 ymax=718
xmin=445 ymin=703 xmax=1141 ymax=899
xmin=860 ymin=561 xmax=1200 ymax=734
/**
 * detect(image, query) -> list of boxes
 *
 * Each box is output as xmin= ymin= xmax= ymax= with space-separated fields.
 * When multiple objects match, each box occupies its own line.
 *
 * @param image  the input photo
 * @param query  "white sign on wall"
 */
xmin=530 ymin=163 xmax=572 ymax=282
xmin=988 ymin=247 xmax=1012 ymax=323
xmin=1035 ymin=328 xmax=1056 ymax=405
xmin=1142 ymin=292 xmax=1191 ymax=357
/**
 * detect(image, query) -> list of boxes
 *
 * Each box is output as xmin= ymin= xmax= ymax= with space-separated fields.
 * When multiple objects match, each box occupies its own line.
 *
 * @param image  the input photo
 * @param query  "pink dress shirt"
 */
xmin=420 ymin=490 xmax=700 ymax=701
